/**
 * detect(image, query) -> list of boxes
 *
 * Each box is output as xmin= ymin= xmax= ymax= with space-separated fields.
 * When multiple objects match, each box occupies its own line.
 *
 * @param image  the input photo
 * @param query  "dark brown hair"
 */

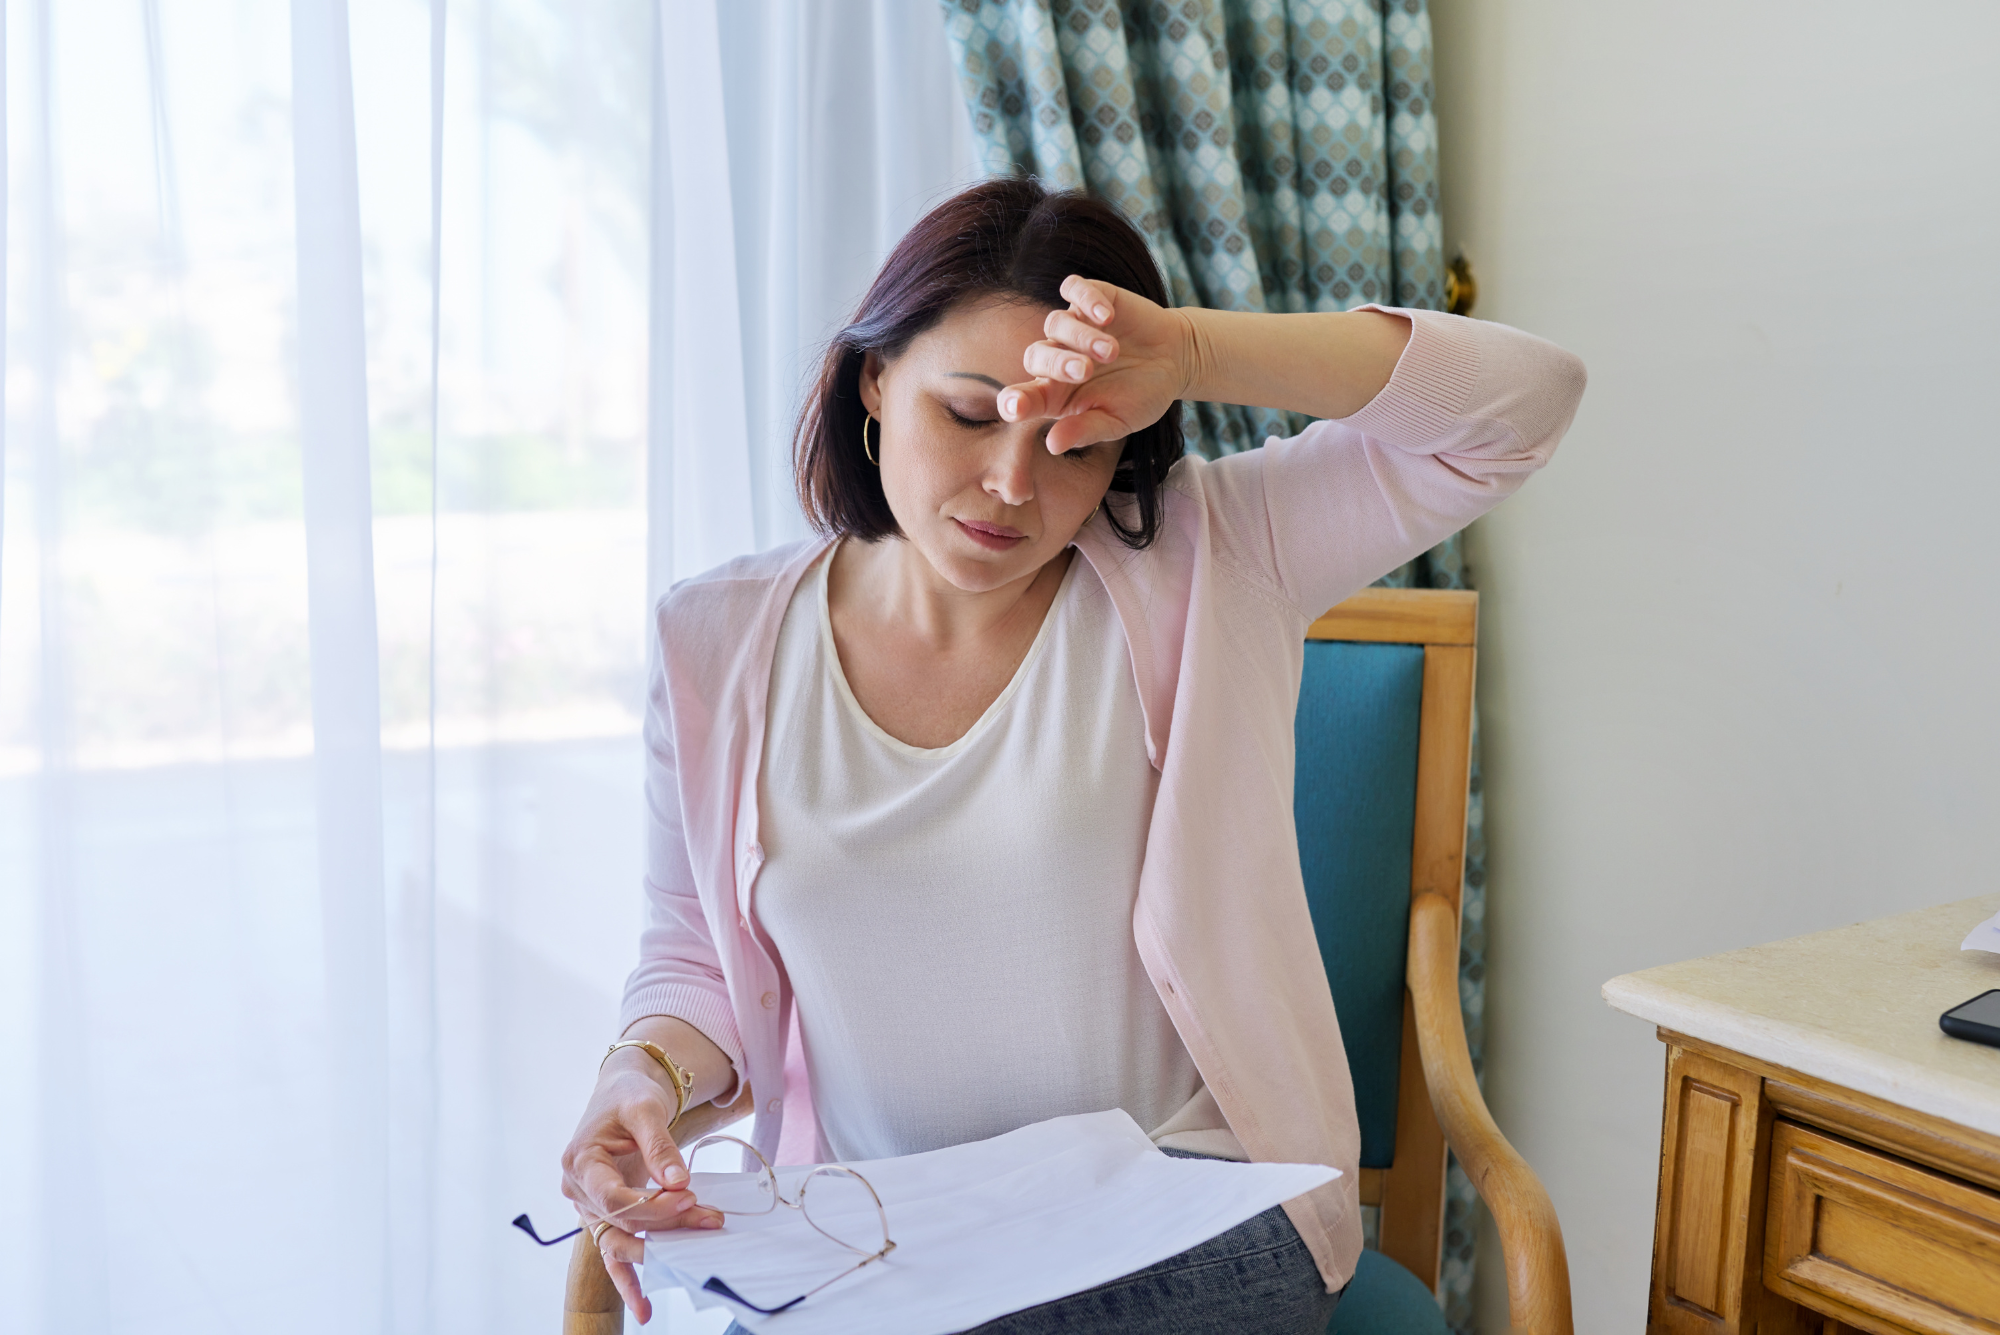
xmin=794 ymin=177 xmax=1183 ymax=550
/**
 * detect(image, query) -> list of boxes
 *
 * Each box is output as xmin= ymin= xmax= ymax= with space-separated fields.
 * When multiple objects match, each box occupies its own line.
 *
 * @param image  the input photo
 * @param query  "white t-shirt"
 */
xmin=755 ymin=547 xmax=1244 ymax=1163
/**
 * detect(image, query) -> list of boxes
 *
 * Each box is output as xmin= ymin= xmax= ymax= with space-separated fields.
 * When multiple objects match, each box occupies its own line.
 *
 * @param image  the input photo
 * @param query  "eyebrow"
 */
xmin=945 ymin=372 xmax=1005 ymax=389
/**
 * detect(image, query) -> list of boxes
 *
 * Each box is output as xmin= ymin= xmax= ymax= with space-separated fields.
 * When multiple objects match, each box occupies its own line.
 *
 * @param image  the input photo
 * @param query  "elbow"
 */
xmin=1522 ymin=348 xmax=1588 ymax=471
xmin=1459 ymin=323 xmax=1588 ymax=474
xmin=1554 ymin=347 xmax=1588 ymax=416
xmin=1554 ymin=348 xmax=1588 ymax=425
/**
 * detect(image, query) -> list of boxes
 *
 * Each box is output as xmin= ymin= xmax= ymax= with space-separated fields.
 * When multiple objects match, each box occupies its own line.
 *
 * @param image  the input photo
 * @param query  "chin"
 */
xmin=926 ymin=539 xmax=1042 ymax=592
xmin=938 ymin=556 xmax=1033 ymax=593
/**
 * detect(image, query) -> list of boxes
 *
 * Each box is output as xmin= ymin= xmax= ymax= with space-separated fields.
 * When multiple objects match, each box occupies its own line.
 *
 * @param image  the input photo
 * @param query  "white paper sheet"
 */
xmin=1963 ymin=910 xmax=2000 ymax=953
xmin=643 ymin=1109 xmax=1338 ymax=1335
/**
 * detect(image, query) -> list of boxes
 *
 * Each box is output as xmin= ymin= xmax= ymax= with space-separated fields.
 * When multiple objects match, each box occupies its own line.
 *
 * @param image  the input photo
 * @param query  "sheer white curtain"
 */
xmin=657 ymin=0 xmax=978 ymax=584
xmin=0 ymin=2 xmax=973 ymax=1333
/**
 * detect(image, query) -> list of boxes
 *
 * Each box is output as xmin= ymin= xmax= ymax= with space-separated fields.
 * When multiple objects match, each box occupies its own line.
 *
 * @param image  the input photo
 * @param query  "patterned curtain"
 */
xmin=938 ymin=3 xmax=1485 ymax=1329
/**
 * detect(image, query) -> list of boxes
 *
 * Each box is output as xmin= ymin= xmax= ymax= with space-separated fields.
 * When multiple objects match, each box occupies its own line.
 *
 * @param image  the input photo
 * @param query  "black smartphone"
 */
xmin=1940 ymin=989 xmax=2000 ymax=1048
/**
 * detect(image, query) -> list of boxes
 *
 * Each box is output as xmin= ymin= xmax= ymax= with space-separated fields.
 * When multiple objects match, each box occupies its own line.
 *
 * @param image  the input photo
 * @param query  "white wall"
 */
xmin=1425 ymin=2 xmax=2000 ymax=1328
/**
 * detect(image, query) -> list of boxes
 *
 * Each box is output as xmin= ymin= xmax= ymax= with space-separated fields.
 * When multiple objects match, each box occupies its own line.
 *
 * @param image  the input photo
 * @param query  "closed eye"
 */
xmin=944 ymin=404 xmax=997 ymax=428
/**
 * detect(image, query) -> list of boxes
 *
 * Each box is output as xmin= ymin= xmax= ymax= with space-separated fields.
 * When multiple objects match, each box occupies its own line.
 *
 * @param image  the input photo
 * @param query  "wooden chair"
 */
xmin=563 ymin=587 xmax=1571 ymax=1334
xmin=1304 ymin=587 xmax=1571 ymax=1334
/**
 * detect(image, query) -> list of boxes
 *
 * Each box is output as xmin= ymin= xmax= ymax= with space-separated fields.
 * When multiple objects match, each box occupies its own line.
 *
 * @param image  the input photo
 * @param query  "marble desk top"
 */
xmin=1603 ymin=895 xmax=2000 ymax=1137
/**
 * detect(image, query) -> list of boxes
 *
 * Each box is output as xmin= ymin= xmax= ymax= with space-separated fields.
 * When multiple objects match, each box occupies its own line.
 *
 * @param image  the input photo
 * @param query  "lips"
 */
xmin=954 ymin=518 xmax=1027 ymax=550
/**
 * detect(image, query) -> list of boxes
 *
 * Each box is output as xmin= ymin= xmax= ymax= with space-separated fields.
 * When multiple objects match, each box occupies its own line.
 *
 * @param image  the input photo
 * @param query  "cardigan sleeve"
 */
xmin=617 ymin=612 xmax=746 ymax=1092
xmin=1197 ymin=306 xmax=1586 ymax=619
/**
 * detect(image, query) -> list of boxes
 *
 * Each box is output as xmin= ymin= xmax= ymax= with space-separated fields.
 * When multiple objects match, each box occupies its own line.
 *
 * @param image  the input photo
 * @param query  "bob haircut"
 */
xmin=794 ymin=177 xmax=1184 ymax=550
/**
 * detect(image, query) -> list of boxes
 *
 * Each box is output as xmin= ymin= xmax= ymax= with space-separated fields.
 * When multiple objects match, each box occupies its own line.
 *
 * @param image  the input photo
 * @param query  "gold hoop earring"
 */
xmin=862 ymin=413 xmax=879 ymax=465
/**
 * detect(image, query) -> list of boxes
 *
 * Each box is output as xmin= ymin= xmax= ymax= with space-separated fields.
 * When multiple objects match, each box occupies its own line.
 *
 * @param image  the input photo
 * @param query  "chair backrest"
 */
xmin=1295 ymin=586 xmax=1478 ymax=1291
xmin=1295 ymin=636 xmax=1423 ymax=1168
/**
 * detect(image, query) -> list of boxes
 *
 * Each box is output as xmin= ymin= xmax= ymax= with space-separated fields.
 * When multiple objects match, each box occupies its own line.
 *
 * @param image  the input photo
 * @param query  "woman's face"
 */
xmin=857 ymin=295 xmax=1122 ymax=593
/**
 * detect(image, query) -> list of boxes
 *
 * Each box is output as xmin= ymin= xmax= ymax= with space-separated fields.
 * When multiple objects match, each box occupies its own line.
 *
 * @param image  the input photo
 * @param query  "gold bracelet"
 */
xmin=604 ymin=1038 xmax=693 ymax=1125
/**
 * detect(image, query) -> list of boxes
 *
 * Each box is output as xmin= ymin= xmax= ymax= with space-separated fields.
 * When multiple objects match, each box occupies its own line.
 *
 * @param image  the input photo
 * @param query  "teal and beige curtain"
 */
xmin=939 ymin=3 xmax=1483 ymax=1327
xmin=940 ymin=0 xmax=1442 ymax=457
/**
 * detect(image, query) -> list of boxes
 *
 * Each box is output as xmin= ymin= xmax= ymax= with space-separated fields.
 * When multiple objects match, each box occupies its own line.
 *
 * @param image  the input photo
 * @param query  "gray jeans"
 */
xmin=724 ymin=1151 xmax=1341 ymax=1335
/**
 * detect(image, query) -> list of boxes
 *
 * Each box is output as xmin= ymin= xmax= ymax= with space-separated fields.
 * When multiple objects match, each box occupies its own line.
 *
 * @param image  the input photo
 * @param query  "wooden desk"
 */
xmin=1604 ymin=896 xmax=2000 ymax=1335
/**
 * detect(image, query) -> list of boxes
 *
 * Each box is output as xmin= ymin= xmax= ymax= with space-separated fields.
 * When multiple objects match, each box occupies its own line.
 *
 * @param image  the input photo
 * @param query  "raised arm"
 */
xmin=999 ymin=276 xmax=1585 ymax=616
xmin=1245 ymin=307 xmax=1586 ymax=616
xmin=996 ymin=274 xmax=1409 ymax=451
xmin=1175 ymin=302 xmax=1413 ymax=422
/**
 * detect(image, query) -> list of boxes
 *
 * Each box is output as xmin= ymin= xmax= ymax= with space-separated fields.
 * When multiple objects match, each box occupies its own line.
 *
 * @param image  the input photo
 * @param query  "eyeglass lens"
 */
xmin=797 ymin=1165 xmax=890 ymax=1255
xmin=681 ymin=1137 xmax=894 ymax=1314
xmin=683 ymin=1135 xmax=781 ymax=1214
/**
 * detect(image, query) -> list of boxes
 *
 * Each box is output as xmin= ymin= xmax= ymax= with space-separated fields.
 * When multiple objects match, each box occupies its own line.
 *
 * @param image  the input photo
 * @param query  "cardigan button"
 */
xmin=760 ymin=992 xmax=777 ymax=1009
xmin=767 ymin=1098 xmax=781 ymax=1114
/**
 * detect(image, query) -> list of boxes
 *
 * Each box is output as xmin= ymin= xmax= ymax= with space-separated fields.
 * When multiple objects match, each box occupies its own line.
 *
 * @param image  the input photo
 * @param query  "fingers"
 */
xmin=590 ymin=1202 xmax=727 ymax=1324
xmin=588 ymin=1198 xmax=723 ymax=1260
xmin=566 ymin=1146 xmax=641 ymax=1215
xmin=1022 ymin=339 xmax=1096 ymax=386
xmin=601 ymin=1244 xmax=652 ymax=1326
xmin=1042 ymin=308 xmax=1119 ymax=364
xmin=632 ymin=1109 xmax=691 ymax=1194
xmin=597 ymin=1221 xmax=647 ymax=1267
xmin=567 ymin=1149 xmax=697 ymax=1233
xmin=1025 ymin=300 xmax=1125 ymax=391
xmin=563 ymin=1096 xmax=692 ymax=1230
xmin=1060 ymin=274 xmax=1118 ymax=326
xmin=1047 ymin=407 xmax=1130 ymax=455
xmin=998 ymin=377 xmax=1065 ymax=423
xmin=1000 ymin=376 xmax=1126 ymax=452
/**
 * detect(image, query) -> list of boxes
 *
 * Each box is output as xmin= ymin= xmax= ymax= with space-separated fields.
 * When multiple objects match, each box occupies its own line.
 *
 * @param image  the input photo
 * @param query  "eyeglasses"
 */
xmin=513 ymin=1133 xmax=896 ymax=1316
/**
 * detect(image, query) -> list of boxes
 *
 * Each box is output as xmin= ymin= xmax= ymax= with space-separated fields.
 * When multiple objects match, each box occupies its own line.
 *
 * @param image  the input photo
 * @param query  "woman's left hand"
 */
xmin=999 ymin=275 xmax=1197 ymax=455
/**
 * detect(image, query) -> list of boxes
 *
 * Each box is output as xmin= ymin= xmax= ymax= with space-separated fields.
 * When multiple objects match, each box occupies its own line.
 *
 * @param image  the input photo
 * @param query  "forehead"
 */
xmin=904 ymin=295 xmax=1053 ymax=365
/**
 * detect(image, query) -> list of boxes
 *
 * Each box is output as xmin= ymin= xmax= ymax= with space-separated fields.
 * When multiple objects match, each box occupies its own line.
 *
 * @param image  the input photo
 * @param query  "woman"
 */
xmin=562 ymin=178 xmax=1585 ymax=1331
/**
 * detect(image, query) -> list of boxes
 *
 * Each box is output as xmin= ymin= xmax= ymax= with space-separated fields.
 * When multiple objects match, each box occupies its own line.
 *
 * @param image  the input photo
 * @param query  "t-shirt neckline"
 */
xmin=815 ymin=543 xmax=1081 ymax=760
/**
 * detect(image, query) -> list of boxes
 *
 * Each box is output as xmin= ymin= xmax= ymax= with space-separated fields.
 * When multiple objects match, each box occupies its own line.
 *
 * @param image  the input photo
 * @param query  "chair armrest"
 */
xmin=564 ymin=1232 xmax=622 ymax=1335
xmin=562 ymin=1084 xmax=757 ymax=1333
xmin=1407 ymin=892 xmax=1574 ymax=1335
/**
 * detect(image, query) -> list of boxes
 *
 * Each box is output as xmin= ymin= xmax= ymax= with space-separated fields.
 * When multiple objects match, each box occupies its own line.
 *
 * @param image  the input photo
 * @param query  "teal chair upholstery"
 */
xmin=1331 ymin=1250 xmax=1453 ymax=1335
xmin=1295 ymin=639 xmax=1424 ymax=1172
xmin=1294 ymin=639 xmax=1447 ymax=1333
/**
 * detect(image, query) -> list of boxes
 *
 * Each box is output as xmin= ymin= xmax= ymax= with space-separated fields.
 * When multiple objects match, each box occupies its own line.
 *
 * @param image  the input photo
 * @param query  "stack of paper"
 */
xmin=1964 ymin=910 xmax=2000 ymax=953
xmin=644 ymin=1109 xmax=1338 ymax=1335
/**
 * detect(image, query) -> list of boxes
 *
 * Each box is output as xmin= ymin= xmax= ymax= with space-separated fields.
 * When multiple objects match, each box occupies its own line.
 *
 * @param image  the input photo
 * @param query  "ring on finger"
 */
xmin=590 ymin=1220 xmax=614 ymax=1250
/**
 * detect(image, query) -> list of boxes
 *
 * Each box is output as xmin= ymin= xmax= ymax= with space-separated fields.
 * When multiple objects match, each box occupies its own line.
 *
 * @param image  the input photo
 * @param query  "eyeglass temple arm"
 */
xmin=703 ymin=1277 xmax=808 ymax=1315
xmin=703 ymin=1238 xmax=896 ymax=1317
xmin=512 ymin=1215 xmax=582 ymax=1246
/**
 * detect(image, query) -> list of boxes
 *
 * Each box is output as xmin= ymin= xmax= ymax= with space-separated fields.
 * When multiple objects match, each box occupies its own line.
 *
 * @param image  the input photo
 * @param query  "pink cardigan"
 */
xmin=619 ymin=307 xmax=1585 ymax=1289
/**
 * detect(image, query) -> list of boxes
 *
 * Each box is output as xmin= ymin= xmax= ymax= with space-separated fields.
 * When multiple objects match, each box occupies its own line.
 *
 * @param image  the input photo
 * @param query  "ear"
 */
xmin=857 ymin=350 xmax=885 ymax=415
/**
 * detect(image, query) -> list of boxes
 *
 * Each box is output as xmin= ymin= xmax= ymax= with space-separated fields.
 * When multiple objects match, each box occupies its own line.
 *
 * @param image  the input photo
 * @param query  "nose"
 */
xmin=983 ymin=429 xmax=1039 ymax=509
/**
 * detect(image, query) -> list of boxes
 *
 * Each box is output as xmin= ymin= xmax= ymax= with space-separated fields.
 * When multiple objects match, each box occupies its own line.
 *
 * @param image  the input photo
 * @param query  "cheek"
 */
xmin=876 ymin=428 xmax=966 ymax=517
xmin=1036 ymin=457 xmax=1120 ymax=529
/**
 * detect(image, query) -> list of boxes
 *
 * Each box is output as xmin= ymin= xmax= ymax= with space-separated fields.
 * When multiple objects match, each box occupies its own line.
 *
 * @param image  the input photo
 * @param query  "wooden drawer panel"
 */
xmin=1765 ymin=1120 xmax=2000 ymax=1334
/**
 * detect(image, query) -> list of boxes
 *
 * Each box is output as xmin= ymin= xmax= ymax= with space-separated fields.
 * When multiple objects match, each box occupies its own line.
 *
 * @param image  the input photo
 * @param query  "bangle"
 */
xmin=604 ymin=1039 xmax=693 ymax=1126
